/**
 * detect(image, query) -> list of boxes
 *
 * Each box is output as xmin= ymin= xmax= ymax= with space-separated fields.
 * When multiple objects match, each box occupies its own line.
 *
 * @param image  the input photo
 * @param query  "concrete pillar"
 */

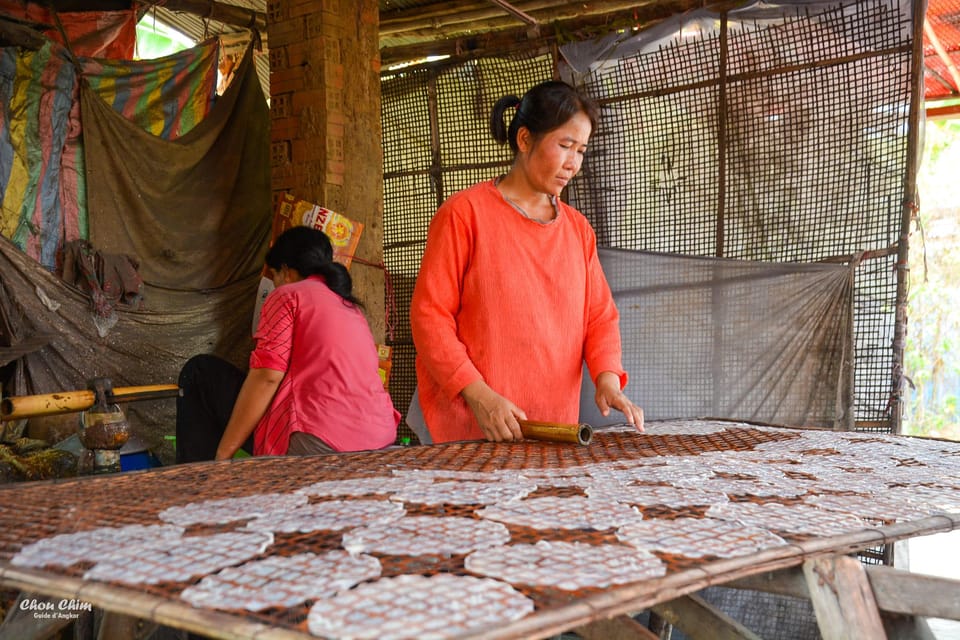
xmin=267 ymin=0 xmax=386 ymax=340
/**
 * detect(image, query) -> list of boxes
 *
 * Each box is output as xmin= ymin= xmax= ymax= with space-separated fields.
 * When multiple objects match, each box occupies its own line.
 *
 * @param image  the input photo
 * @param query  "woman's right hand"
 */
xmin=461 ymin=380 xmax=526 ymax=442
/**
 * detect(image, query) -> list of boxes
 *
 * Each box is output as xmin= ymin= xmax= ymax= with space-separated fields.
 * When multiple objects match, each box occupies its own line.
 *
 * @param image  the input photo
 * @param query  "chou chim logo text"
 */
xmin=19 ymin=598 xmax=92 ymax=619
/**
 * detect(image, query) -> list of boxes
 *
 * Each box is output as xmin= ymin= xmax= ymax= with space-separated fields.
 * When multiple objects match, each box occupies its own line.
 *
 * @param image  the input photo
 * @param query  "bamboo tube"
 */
xmin=1 ymin=384 xmax=181 ymax=421
xmin=519 ymin=420 xmax=593 ymax=445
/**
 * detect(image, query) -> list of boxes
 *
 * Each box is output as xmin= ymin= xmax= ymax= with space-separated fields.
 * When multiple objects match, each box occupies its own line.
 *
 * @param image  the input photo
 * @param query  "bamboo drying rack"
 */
xmin=0 ymin=422 xmax=957 ymax=639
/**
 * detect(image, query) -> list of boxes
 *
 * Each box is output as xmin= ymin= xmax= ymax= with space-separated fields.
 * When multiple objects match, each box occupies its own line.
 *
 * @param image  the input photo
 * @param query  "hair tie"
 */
xmin=513 ymin=97 xmax=522 ymax=109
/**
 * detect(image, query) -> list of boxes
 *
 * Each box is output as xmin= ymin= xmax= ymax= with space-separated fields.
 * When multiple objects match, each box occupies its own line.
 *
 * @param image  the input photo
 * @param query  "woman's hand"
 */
xmin=461 ymin=380 xmax=526 ymax=442
xmin=595 ymin=371 xmax=645 ymax=432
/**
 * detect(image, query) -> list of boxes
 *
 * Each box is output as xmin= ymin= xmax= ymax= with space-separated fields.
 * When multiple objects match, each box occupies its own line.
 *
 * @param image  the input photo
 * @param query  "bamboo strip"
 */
xmin=1 ymin=384 xmax=181 ymax=421
xmin=0 ymin=565 xmax=312 ymax=640
xmin=462 ymin=515 xmax=960 ymax=640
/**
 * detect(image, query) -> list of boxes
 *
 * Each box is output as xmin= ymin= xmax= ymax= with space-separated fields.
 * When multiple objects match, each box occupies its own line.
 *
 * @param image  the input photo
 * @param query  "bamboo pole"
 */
xmin=519 ymin=420 xmax=593 ymax=445
xmin=889 ymin=0 xmax=928 ymax=435
xmin=380 ymin=0 xmax=647 ymax=36
xmin=1 ymin=385 xmax=181 ymax=421
xmin=595 ymin=45 xmax=913 ymax=107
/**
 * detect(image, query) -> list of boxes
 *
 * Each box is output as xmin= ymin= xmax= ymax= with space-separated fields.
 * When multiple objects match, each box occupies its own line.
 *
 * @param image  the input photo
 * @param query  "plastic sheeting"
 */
xmin=0 ymin=45 xmax=271 ymax=462
xmin=83 ymin=43 xmax=270 ymax=290
xmin=579 ymin=249 xmax=855 ymax=429
xmin=0 ymin=2 xmax=136 ymax=60
xmin=0 ymin=37 xmax=221 ymax=271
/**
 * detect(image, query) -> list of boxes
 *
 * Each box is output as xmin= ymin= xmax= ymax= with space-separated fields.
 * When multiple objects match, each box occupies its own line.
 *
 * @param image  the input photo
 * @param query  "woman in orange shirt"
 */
xmin=410 ymin=80 xmax=644 ymax=444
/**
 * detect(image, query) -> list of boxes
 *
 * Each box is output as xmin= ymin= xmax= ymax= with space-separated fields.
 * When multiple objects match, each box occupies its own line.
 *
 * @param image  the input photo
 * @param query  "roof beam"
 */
xmin=379 ymin=0 xmax=659 ymax=39
xmin=484 ymin=0 xmax=538 ymax=26
xmin=139 ymin=0 xmax=265 ymax=33
xmin=379 ymin=0 xmax=698 ymax=67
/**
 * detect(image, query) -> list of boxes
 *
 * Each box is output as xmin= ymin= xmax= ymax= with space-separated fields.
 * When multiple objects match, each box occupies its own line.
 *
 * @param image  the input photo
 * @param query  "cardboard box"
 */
xmin=377 ymin=344 xmax=393 ymax=389
xmin=253 ymin=194 xmax=365 ymax=334
xmin=271 ymin=193 xmax=363 ymax=269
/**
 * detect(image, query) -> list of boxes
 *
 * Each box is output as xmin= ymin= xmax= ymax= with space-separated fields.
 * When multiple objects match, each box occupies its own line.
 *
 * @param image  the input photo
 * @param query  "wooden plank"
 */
xmin=652 ymin=594 xmax=762 ymax=640
xmin=725 ymin=567 xmax=810 ymax=600
xmin=867 ymin=564 xmax=960 ymax=620
xmin=803 ymin=556 xmax=886 ymax=640
xmin=575 ymin=614 xmax=659 ymax=640
xmin=728 ymin=562 xmax=960 ymax=622
xmin=927 ymin=103 xmax=960 ymax=119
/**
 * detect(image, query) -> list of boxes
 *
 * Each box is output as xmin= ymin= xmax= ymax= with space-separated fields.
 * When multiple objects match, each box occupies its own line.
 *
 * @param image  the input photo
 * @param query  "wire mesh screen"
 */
xmin=567 ymin=0 xmax=913 ymax=434
xmin=853 ymin=252 xmax=899 ymax=429
xmin=380 ymin=0 xmax=916 ymax=441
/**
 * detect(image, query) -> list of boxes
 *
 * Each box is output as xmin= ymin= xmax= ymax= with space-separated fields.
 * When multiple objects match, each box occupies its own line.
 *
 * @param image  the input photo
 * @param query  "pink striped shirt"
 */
xmin=251 ymin=275 xmax=399 ymax=455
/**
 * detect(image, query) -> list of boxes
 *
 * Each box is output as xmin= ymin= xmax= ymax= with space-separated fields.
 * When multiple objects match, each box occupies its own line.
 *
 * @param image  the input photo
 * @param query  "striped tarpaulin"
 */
xmin=80 ymin=38 xmax=218 ymax=141
xmin=0 ymin=37 xmax=219 ymax=269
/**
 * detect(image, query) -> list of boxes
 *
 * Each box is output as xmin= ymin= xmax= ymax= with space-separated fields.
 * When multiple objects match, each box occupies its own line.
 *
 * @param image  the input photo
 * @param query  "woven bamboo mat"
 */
xmin=0 ymin=420 xmax=958 ymax=639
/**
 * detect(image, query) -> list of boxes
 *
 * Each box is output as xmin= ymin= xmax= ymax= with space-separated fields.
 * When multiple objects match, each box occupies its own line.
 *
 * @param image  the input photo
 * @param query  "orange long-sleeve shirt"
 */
xmin=410 ymin=179 xmax=626 ymax=443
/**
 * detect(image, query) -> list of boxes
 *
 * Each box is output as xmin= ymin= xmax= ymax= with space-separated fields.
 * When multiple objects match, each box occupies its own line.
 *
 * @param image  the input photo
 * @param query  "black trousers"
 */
xmin=175 ymin=354 xmax=253 ymax=463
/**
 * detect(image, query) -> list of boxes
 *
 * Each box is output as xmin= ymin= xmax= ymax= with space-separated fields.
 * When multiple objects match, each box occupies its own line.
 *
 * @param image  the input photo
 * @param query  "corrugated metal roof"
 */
xmin=924 ymin=0 xmax=960 ymax=101
xmin=144 ymin=0 xmax=959 ymax=104
xmin=144 ymin=3 xmax=270 ymax=97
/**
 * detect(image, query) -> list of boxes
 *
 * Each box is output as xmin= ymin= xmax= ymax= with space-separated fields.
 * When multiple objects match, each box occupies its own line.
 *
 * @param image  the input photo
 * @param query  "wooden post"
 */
xmin=803 ymin=556 xmax=887 ymax=640
xmin=652 ymin=594 xmax=762 ymax=640
xmin=575 ymin=615 xmax=660 ymax=640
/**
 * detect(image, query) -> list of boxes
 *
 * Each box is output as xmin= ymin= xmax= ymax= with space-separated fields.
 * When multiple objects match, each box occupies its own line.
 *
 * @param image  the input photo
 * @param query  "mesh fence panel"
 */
xmin=381 ymin=0 xmax=914 ymax=441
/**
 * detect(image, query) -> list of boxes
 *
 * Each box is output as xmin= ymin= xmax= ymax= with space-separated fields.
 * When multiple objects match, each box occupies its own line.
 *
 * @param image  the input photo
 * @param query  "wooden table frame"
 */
xmin=3 ymin=515 xmax=958 ymax=639
xmin=1 ymin=424 xmax=958 ymax=640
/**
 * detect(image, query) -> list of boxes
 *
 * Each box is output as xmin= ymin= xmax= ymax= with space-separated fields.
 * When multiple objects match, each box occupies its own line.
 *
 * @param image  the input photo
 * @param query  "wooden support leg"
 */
xmin=96 ymin=611 xmax=157 ymax=640
xmin=803 ymin=555 xmax=887 ymax=640
xmin=574 ymin=614 xmax=660 ymax=640
xmin=652 ymin=594 xmax=762 ymax=640
xmin=648 ymin=610 xmax=673 ymax=639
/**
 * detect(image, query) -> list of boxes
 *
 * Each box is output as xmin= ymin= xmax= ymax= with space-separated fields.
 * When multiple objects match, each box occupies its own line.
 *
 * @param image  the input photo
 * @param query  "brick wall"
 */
xmin=267 ymin=0 xmax=386 ymax=340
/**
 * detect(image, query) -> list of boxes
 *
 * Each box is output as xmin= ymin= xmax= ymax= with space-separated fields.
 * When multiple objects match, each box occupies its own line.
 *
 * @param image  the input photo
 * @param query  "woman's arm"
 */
xmin=410 ymin=205 xmax=484 ymax=399
xmin=215 ymin=367 xmax=284 ymax=460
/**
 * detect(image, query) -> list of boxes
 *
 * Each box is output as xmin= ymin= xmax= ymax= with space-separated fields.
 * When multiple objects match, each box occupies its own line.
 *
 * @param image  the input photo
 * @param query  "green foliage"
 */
xmin=902 ymin=118 xmax=960 ymax=440
xmin=135 ymin=16 xmax=194 ymax=60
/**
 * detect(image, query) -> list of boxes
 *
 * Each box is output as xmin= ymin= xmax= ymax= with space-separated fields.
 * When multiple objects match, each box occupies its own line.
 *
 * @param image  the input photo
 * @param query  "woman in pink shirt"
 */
xmin=410 ymin=80 xmax=644 ymax=444
xmin=176 ymin=226 xmax=399 ymax=462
